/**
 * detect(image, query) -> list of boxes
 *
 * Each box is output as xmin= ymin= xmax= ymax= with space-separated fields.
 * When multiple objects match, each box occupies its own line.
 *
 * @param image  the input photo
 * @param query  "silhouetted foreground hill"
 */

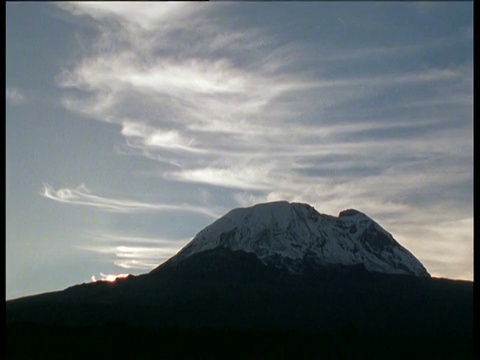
xmin=7 ymin=248 xmax=473 ymax=359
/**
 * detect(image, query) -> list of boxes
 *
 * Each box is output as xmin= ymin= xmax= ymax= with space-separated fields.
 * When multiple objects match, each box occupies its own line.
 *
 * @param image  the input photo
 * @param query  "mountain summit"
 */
xmin=167 ymin=201 xmax=429 ymax=277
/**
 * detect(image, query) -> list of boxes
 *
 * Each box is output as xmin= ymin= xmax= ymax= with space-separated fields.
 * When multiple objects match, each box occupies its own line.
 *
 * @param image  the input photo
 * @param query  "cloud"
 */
xmin=56 ymin=2 xmax=200 ymax=32
xmin=41 ymin=183 xmax=221 ymax=218
xmin=86 ymin=232 xmax=190 ymax=246
xmin=167 ymin=164 xmax=277 ymax=191
xmin=6 ymin=87 xmax=25 ymax=105
xmin=54 ymin=3 xmax=472 ymax=280
xmin=78 ymin=233 xmax=188 ymax=271
xmin=112 ymin=246 xmax=176 ymax=269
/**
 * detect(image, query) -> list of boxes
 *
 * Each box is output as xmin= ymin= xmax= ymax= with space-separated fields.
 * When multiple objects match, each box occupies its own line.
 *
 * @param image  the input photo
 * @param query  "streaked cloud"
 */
xmin=56 ymin=2 xmax=201 ymax=32
xmin=85 ymin=232 xmax=189 ymax=246
xmin=41 ymin=183 xmax=221 ymax=218
xmin=79 ymin=231 xmax=190 ymax=271
xmin=78 ymin=239 xmax=185 ymax=271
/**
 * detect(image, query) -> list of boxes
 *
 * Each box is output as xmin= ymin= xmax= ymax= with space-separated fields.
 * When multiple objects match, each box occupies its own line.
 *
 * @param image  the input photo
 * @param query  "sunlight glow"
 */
xmin=89 ymin=273 xmax=129 ymax=283
xmin=100 ymin=272 xmax=129 ymax=282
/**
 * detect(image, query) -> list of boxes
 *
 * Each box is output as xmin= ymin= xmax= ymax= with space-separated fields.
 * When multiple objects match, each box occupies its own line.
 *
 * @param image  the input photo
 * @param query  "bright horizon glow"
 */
xmin=91 ymin=273 xmax=130 ymax=283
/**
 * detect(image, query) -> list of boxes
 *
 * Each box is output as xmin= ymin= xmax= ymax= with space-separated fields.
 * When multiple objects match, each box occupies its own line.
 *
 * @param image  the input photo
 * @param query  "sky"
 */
xmin=6 ymin=2 xmax=473 ymax=300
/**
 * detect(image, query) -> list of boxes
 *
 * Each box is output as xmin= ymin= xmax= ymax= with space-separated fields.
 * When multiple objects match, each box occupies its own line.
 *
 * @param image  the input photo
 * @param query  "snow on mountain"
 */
xmin=172 ymin=201 xmax=429 ymax=277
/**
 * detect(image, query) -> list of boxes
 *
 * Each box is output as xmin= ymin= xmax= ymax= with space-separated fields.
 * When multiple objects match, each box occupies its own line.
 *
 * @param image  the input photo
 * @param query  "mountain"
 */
xmin=6 ymin=202 xmax=473 ymax=358
xmin=166 ymin=201 xmax=429 ymax=277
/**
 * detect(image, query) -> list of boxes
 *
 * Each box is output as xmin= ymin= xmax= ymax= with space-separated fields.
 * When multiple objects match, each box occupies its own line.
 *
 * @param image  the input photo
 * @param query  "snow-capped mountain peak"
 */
xmin=172 ymin=201 xmax=429 ymax=277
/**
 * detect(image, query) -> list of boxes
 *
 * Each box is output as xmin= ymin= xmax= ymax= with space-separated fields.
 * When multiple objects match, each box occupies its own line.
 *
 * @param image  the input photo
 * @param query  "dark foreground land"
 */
xmin=6 ymin=250 xmax=474 ymax=359
xmin=6 ymin=322 xmax=473 ymax=359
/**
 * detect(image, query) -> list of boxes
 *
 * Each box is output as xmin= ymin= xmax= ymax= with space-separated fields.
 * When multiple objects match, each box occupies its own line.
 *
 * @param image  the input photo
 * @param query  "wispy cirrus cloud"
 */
xmin=79 ymin=244 xmax=177 ymax=270
xmin=56 ymin=2 xmax=202 ymax=32
xmin=53 ymin=3 xmax=472 ymax=280
xmin=85 ymin=232 xmax=189 ymax=246
xmin=78 ymin=232 xmax=189 ymax=271
xmin=41 ymin=183 xmax=221 ymax=218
